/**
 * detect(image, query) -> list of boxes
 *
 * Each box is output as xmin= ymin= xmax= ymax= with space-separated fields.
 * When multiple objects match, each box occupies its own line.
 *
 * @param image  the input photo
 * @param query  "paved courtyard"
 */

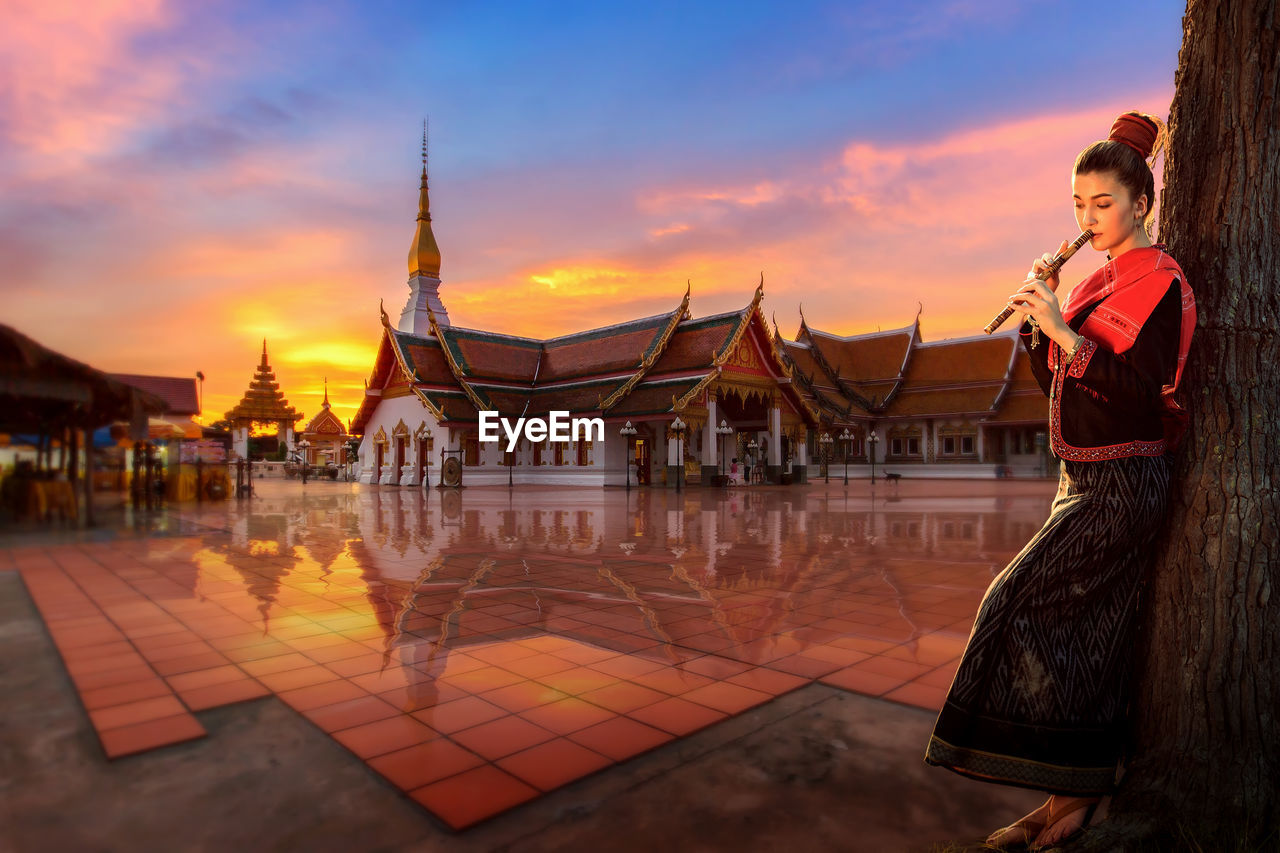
xmin=2 ymin=478 xmax=1061 ymax=850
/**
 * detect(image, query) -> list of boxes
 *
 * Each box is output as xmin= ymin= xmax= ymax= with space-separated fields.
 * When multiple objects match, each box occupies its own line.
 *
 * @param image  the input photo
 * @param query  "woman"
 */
xmin=924 ymin=111 xmax=1197 ymax=849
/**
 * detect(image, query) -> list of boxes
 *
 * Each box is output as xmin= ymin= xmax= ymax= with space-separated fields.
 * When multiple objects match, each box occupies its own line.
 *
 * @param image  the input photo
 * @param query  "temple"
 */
xmin=224 ymin=341 xmax=304 ymax=460
xmin=352 ymin=147 xmax=1052 ymax=487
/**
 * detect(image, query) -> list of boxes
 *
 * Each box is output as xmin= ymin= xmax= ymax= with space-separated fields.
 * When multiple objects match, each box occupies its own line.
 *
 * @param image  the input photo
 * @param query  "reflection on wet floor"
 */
xmin=6 ymin=482 xmax=1053 ymax=829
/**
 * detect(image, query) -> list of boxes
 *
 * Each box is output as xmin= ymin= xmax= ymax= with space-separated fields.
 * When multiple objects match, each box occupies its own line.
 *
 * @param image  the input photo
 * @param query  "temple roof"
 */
xmin=302 ymin=380 xmax=348 ymax=436
xmin=224 ymin=341 xmax=303 ymax=424
xmin=781 ymin=315 xmax=1036 ymax=423
xmin=110 ymin=374 xmax=199 ymax=416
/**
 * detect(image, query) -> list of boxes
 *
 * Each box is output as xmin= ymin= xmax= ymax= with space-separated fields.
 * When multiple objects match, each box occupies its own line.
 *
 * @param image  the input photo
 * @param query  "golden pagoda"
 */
xmin=408 ymin=122 xmax=441 ymax=279
xmin=224 ymin=340 xmax=303 ymax=426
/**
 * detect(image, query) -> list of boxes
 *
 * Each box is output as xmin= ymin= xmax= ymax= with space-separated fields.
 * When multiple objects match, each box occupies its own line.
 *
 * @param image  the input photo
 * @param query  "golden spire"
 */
xmin=323 ymin=377 xmax=330 ymax=409
xmin=408 ymin=119 xmax=442 ymax=279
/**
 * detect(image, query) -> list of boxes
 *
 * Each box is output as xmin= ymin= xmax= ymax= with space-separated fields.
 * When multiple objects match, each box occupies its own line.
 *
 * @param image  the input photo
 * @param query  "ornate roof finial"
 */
xmin=261 ymin=338 xmax=268 ymax=365
xmin=323 ymin=377 xmax=330 ymax=408
xmin=408 ymin=119 xmax=442 ymax=278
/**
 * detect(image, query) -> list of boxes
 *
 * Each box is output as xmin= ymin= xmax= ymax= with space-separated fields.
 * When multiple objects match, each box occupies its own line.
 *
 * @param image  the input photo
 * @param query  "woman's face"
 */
xmin=1072 ymin=170 xmax=1148 ymax=255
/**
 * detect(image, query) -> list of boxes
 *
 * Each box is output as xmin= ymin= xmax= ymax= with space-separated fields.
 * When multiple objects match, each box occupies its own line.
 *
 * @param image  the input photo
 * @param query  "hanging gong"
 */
xmin=441 ymin=456 xmax=462 ymax=487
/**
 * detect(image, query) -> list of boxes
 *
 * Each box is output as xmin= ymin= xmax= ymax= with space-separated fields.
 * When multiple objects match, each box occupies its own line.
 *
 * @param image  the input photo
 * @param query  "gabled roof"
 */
xmin=781 ymin=310 xmax=1043 ymax=423
xmin=355 ymin=291 xmax=691 ymax=427
xmin=110 ymin=374 xmax=199 ymax=415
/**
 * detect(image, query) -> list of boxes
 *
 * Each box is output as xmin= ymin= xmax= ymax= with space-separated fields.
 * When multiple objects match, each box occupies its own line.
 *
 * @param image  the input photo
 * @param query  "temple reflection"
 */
xmin=182 ymin=485 xmax=1051 ymax=712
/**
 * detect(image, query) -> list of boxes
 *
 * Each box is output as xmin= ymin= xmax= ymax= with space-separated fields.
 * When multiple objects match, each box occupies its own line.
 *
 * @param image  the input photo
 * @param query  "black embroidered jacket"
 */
xmin=1020 ymin=280 xmax=1182 ymax=462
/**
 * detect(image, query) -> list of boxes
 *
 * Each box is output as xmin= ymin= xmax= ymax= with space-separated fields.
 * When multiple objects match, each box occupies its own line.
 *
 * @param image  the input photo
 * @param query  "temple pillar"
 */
xmin=666 ymin=429 xmax=682 ymax=489
xmin=793 ymin=429 xmax=808 ymax=484
xmin=233 ymin=426 xmax=249 ymax=460
xmin=700 ymin=400 xmax=719 ymax=481
xmin=766 ymin=406 xmax=782 ymax=483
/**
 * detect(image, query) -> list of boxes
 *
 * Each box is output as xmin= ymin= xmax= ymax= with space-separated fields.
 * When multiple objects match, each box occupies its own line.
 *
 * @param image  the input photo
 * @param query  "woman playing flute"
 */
xmin=924 ymin=111 xmax=1198 ymax=849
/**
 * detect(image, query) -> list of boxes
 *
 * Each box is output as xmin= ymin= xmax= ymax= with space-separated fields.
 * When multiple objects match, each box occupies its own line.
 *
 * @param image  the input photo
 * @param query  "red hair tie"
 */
xmin=1109 ymin=114 xmax=1157 ymax=159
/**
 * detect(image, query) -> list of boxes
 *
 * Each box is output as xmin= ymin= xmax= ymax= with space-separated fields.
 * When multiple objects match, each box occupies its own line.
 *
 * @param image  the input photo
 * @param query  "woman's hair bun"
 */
xmin=1108 ymin=111 xmax=1163 ymax=161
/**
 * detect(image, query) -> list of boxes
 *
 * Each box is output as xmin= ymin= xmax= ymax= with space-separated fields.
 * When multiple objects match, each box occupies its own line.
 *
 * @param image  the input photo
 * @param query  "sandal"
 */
xmin=985 ymin=801 xmax=1050 ymax=850
xmin=1031 ymin=797 xmax=1100 ymax=849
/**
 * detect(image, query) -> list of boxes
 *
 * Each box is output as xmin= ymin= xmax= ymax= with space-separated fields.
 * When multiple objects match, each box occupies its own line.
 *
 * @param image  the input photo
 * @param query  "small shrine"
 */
xmin=224 ymin=341 xmax=303 ymax=461
xmin=297 ymin=379 xmax=351 ymax=473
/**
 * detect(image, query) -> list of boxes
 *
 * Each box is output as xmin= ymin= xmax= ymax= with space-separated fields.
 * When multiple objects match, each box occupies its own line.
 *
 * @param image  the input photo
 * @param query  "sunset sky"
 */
xmin=2 ymin=1 xmax=1185 ymax=429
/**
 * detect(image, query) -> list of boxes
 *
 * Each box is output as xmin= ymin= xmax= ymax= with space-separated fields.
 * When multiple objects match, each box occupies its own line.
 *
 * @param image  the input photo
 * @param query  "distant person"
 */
xmin=924 ymin=111 xmax=1198 ymax=849
xmin=728 ymin=457 xmax=741 ymax=485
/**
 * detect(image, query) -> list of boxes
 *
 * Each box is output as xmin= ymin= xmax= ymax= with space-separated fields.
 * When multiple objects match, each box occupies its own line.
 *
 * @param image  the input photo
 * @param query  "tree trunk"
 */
xmin=1073 ymin=1 xmax=1280 ymax=849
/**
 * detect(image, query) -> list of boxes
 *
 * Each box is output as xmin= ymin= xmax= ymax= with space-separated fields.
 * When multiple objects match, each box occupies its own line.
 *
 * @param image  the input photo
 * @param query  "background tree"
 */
xmin=1076 ymin=1 xmax=1278 ymax=849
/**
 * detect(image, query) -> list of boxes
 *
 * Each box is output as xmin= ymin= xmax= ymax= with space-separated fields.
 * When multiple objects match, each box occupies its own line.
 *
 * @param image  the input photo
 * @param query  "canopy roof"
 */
xmin=0 ymin=324 xmax=169 ymax=435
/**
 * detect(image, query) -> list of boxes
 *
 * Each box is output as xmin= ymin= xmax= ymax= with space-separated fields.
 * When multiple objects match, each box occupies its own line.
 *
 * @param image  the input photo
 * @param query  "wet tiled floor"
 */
xmin=3 ymin=479 xmax=1054 ymax=830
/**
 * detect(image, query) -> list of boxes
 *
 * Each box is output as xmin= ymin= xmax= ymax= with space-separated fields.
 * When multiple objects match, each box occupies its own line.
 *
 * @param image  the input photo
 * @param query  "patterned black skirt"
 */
xmin=925 ymin=453 xmax=1171 ymax=795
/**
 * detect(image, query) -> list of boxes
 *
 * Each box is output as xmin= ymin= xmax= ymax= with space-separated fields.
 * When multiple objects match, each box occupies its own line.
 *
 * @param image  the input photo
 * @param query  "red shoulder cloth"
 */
xmin=1062 ymin=246 xmax=1197 ymax=449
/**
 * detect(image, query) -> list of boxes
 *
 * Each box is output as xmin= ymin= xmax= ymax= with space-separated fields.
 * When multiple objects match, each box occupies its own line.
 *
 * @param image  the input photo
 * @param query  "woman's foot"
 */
xmin=985 ymin=798 xmax=1052 ymax=849
xmin=1032 ymin=796 xmax=1100 ymax=848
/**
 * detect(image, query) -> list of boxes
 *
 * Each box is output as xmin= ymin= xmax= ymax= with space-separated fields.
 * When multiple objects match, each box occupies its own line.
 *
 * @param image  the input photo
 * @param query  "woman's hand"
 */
xmin=1009 ymin=279 xmax=1077 ymax=350
xmin=1032 ymin=240 xmax=1069 ymax=293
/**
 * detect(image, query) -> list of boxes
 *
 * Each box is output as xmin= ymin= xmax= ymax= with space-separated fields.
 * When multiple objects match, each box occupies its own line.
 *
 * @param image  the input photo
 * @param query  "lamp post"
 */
xmin=298 ymin=438 xmax=311 ymax=485
xmin=747 ymin=438 xmax=758 ymax=484
xmin=620 ymin=421 xmax=637 ymax=492
xmin=716 ymin=419 xmax=733 ymax=484
xmin=839 ymin=428 xmax=852 ymax=484
xmin=819 ymin=432 xmax=833 ymax=484
xmin=671 ymin=416 xmax=686 ymax=493
xmin=868 ymin=431 xmax=880 ymax=484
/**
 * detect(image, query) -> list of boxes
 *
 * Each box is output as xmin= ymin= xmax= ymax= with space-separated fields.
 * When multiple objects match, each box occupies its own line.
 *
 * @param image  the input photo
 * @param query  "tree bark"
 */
xmin=1072 ymin=1 xmax=1280 ymax=849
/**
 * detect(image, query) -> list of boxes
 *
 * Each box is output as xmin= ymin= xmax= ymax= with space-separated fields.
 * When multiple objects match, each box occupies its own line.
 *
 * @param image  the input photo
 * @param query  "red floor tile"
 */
xmin=518 ymin=697 xmax=617 ymax=736
xmin=534 ymin=666 xmax=619 ymax=696
xmin=679 ymin=681 xmax=772 ymax=715
xmin=410 ymin=764 xmax=539 ymax=830
xmin=628 ymin=696 xmax=727 ymax=736
xmin=843 ymin=654 xmax=934 ymax=681
xmin=323 ymin=652 xmax=391 ymax=678
xmin=70 ymin=663 xmax=159 ymax=692
xmin=724 ymin=667 xmax=809 ymax=696
xmin=178 ymin=678 xmax=271 ymax=711
xmin=255 ymin=665 xmax=341 ymax=692
xmin=411 ymin=695 xmax=509 ymax=734
xmin=578 ymin=680 xmax=668 ymax=714
xmin=165 ymin=665 xmax=246 ymax=692
xmin=304 ymin=694 xmax=401 ymax=733
xmin=79 ymin=678 xmax=174 ymax=711
xmin=151 ymin=652 xmax=232 ymax=677
xmin=332 ymin=714 xmax=440 ymax=759
xmin=630 ymin=668 xmax=715 ymax=697
xmin=89 ymin=695 xmax=190 ymax=731
xmin=819 ymin=666 xmax=903 ymax=696
xmin=478 ymin=680 xmax=569 ymax=713
xmin=567 ymin=716 xmax=673 ymax=761
xmin=368 ymin=737 xmax=485 ymax=791
xmin=451 ymin=715 xmax=556 ymax=760
xmin=763 ymin=653 xmax=845 ymax=678
xmin=496 ymin=737 xmax=613 ymax=792
xmin=883 ymin=680 xmax=949 ymax=712
xmin=441 ymin=665 xmax=526 ymax=694
xmin=97 ymin=713 xmax=206 ymax=759
xmin=238 ymin=653 xmax=315 ymax=677
xmin=276 ymin=679 xmax=368 ymax=712
xmin=495 ymin=653 xmax=579 ymax=679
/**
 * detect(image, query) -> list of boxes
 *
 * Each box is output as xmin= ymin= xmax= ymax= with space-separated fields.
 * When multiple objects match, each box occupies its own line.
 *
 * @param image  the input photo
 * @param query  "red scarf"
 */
xmin=1062 ymin=245 xmax=1197 ymax=448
